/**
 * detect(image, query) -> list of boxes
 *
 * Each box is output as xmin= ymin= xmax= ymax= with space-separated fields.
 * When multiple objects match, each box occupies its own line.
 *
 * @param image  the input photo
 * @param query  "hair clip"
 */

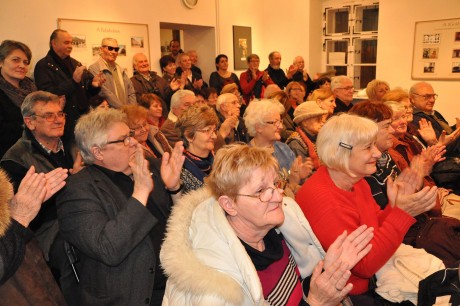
xmin=338 ymin=142 xmax=353 ymax=150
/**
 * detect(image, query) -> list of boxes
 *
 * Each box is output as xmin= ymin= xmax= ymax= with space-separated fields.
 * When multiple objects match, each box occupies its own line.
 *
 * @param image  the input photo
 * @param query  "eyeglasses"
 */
xmin=236 ymin=180 xmax=287 ymax=202
xmin=131 ymin=122 xmax=149 ymax=133
xmin=32 ymin=112 xmax=66 ymax=122
xmin=196 ymin=126 xmax=218 ymax=136
xmin=265 ymin=120 xmax=282 ymax=127
xmin=106 ymin=130 xmax=135 ymax=146
xmin=102 ymin=45 xmax=120 ymax=52
xmin=392 ymin=114 xmax=408 ymax=122
xmin=336 ymin=86 xmax=354 ymax=91
xmin=412 ymin=93 xmax=438 ymax=101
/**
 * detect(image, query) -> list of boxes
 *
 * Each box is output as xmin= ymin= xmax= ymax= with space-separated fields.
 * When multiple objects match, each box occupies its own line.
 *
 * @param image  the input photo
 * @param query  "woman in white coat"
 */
xmin=161 ymin=144 xmax=374 ymax=305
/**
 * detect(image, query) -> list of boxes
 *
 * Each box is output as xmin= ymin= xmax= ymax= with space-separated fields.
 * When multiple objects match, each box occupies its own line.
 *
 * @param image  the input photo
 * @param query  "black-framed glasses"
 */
xmin=102 ymin=45 xmax=120 ymax=52
xmin=106 ymin=130 xmax=135 ymax=146
xmin=236 ymin=180 xmax=287 ymax=202
xmin=32 ymin=112 xmax=66 ymax=122
xmin=412 ymin=93 xmax=438 ymax=101
xmin=264 ymin=120 xmax=282 ymax=127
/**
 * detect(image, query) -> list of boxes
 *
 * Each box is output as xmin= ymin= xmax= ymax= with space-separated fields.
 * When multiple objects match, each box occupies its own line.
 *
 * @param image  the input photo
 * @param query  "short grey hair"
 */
xmin=317 ymin=113 xmax=378 ymax=176
xmin=216 ymin=93 xmax=237 ymax=112
xmin=75 ymin=108 xmax=127 ymax=164
xmin=170 ymin=89 xmax=195 ymax=109
xmin=101 ymin=37 xmax=117 ymax=46
xmin=243 ymin=99 xmax=285 ymax=137
xmin=21 ymin=91 xmax=60 ymax=117
xmin=330 ymin=75 xmax=352 ymax=92
xmin=383 ymin=101 xmax=406 ymax=115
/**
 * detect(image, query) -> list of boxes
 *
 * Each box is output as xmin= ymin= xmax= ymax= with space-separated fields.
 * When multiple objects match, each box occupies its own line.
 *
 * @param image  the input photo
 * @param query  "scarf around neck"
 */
xmin=0 ymin=70 xmax=36 ymax=108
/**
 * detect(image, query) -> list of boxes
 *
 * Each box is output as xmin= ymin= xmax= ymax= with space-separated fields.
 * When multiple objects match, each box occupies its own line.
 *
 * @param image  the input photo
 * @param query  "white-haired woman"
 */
xmin=161 ymin=144 xmax=374 ymax=305
xmin=244 ymin=99 xmax=313 ymax=194
xmin=296 ymin=113 xmax=436 ymax=304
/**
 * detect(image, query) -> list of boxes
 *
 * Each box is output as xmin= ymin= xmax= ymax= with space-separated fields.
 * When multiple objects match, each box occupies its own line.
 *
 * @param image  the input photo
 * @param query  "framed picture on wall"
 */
xmin=412 ymin=18 xmax=460 ymax=80
xmin=233 ymin=26 xmax=252 ymax=70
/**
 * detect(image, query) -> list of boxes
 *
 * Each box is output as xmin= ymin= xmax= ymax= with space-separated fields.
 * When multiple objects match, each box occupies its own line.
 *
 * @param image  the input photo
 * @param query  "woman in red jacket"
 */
xmin=296 ymin=113 xmax=436 ymax=305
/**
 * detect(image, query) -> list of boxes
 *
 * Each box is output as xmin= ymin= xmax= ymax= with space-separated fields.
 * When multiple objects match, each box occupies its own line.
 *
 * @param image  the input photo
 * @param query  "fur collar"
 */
xmin=161 ymin=188 xmax=248 ymax=304
xmin=0 ymin=169 xmax=13 ymax=236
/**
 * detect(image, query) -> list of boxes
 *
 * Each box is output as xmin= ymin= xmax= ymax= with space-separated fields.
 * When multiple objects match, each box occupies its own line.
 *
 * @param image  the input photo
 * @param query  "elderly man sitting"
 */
xmin=215 ymin=93 xmax=249 ymax=144
xmin=56 ymin=108 xmax=184 ymax=305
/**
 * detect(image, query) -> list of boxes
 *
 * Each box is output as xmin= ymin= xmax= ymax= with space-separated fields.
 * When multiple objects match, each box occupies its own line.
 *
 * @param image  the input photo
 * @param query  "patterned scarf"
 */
xmin=183 ymin=150 xmax=214 ymax=183
xmin=296 ymin=127 xmax=321 ymax=169
xmin=0 ymin=70 xmax=36 ymax=108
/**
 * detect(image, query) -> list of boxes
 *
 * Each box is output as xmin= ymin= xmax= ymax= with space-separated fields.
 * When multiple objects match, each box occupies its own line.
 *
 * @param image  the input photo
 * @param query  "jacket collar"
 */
xmin=161 ymin=188 xmax=263 ymax=304
xmin=0 ymin=170 xmax=13 ymax=235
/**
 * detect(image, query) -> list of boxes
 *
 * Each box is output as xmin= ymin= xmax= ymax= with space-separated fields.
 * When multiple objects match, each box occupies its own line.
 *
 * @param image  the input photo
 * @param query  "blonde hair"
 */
xmin=382 ymin=88 xmax=409 ymax=103
xmin=317 ymin=114 xmax=378 ymax=176
xmin=309 ymin=88 xmax=334 ymax=101
xmin=206 ymin=144 xmax=279 ymax=199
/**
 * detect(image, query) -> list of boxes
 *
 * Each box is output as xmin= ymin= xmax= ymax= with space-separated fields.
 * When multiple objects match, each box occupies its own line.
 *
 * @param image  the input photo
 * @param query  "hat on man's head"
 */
xmin=221 ymin=83 xmax=238 ymax=94
xmin=293 ymin=101 xmax=328 ymax=124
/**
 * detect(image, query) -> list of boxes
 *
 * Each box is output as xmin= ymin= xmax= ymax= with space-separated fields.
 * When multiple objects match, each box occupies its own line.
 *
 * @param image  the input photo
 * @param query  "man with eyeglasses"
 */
xmin=1 ymin=90 xmax=81 ymax=303
xmin=56 ymin=108 xmax=184 ymax=305
xmin=215 ymin=93 xmax=249 ymax=144
xmin=34 ymin=29 xmax=105 ymax=147
xmin=331 ymin=75 xmax=355 ymax=114
xmin=410 ymin=82 xmax=460 ymax=155
xmin=89 ymin=37 xmax=136 ymax=108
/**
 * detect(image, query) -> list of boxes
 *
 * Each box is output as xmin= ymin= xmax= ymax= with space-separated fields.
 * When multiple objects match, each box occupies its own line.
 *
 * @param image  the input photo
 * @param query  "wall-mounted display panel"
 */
xmin=412 ymin=18 xmax=460 ymax=80
xmin=58 ymin=18 xmax=150 ymax=77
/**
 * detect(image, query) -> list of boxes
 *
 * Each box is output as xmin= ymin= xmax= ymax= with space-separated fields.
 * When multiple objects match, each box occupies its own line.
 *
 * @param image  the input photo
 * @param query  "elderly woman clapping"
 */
xmin=161 ymin=144 xmax=374 ymax=305
xmin=244 ymin=99 xmax=313 ymax=194
xmin=296 ymin=113 xmax=436 ymax=304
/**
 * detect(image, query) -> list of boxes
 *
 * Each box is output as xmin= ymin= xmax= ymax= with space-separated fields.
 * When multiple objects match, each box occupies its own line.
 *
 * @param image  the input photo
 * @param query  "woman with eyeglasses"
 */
xmin=161 ymin=143 xmax=374 ymax=305
xmin=244 ymin=99 xmax=312 ymax=196
xmin=172 ymin=104 xmax=219 ymax=193
xmin=0 ymin=40 xmax=37 ymax=158
xmin=121 ymin=104 xmax=171 ymax=159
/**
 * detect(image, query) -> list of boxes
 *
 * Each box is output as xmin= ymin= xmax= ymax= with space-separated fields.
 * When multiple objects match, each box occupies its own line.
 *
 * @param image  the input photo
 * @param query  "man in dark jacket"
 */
xmin=131 ymin=52 xmax=178 ymax=115
xmin=410 ymin=81 xmax=460 ymax=156
xmin=265 ymin=51 xmax=296 ymax=90
xmin=34 ymin=29 xmax=103 ymax=144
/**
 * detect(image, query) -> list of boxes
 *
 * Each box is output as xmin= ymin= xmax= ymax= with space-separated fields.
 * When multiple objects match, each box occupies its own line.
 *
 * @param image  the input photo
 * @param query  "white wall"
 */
xmin=0 ymin=0 xmax=217 ymax=75
xmin=378 ymin=0 xmax=460 ymax=123
xmin=216 ymin=0 xmax=312 ymax=77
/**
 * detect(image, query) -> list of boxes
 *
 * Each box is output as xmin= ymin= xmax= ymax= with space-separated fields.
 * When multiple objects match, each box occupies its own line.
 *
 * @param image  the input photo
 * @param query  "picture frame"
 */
xmin=232 ymin=26 xmax=252 ymax=70
xmin=412 ymin=18 xmax=460 ymax=80
xmin=58 ymin=18 xmax=150 ymax=76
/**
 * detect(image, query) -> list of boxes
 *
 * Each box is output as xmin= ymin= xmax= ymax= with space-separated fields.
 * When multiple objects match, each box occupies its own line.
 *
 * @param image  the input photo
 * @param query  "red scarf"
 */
xmin=296 ymin=127 xmax=320 ymax=169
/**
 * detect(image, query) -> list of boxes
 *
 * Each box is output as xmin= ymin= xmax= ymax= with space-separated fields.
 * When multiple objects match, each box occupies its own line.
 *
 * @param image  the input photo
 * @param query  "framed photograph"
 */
xmin=233 ymin=26 xmax=252 ymax=70
xmin=412 ymin=18 xmax=460 ymax=80
xmin=58 ymin=18 xmax=149 ymax=76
